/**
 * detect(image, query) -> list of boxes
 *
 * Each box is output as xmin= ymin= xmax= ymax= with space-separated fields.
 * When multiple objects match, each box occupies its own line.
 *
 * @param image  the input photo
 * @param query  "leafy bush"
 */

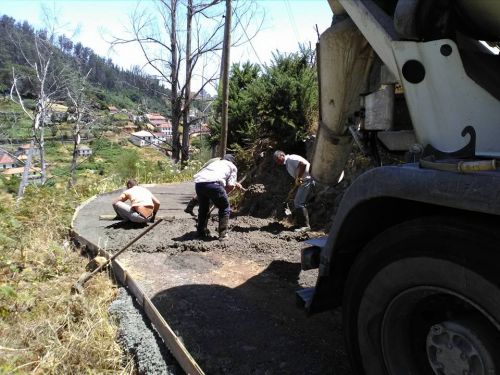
xmin=112 ymin=112 xmax=129 ymax=122
xmin=209 ymin=45 xmax=318 ymax=152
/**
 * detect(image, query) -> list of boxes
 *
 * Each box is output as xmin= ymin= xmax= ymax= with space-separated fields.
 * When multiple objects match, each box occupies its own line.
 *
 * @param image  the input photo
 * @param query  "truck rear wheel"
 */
xmin=343 ymin=217 xmax=500 ymax=374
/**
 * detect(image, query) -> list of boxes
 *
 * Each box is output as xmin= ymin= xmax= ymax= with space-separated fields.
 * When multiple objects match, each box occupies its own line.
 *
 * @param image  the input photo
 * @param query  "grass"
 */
xmin=0 ymin=185 xmax=135 ymax=374
xmin=0 ymin=136 xmax=212 ymax=373
xmin=0 ymin=98 xmax=33 ymax=139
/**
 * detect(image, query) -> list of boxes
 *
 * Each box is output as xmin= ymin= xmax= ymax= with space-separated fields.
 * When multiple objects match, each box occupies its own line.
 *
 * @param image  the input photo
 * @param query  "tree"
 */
xmin=66 ymin=69 xmax=93 ymax=187
xmin=111 ymin=0 xmax=261 ymax=163
xmin=257 ymin=46 xmax=318 ymax=147
xmin=209 ymin=45 xmax=318 ymax=151
xmin=8 ymin=15 xmax=71 ymax=197
xmin=209 ymin=62 xmax=260 ymax=147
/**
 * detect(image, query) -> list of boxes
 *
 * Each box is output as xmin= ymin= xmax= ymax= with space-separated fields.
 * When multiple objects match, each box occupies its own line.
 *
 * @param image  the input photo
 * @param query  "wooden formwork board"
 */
xmin=71 ymin=193 xmax=204 ymax=375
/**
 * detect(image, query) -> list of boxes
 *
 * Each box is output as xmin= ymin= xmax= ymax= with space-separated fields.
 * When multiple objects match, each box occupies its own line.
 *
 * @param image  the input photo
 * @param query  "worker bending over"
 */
xmin=184 ymin=154 xmax=235 ymax=216
xmin=274 ymin=150 xmax=315 ymax=232
xmin=112 ymin=179 xmax=160 ymax=223
xmin=193 ymin=154 xmax=242 ymax=240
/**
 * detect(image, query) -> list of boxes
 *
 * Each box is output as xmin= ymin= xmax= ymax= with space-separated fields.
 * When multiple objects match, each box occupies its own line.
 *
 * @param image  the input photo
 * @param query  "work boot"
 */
xmin=196 ymin=216 xmax=210 ymax=238
xmin=184 ymin=197 xmax=198 ymax=216
xmin=196 ymin=228 xmax=211 ymax=238
xmin=294 ymin=207 xmax=311 ymax=233
xmin=218 ymin=215 xmax=229 ymax=241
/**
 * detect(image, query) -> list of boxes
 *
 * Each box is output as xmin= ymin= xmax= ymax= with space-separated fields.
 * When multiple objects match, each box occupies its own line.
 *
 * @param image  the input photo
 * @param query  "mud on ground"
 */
xmin=74 ymin=152 xmax=370 ymax=373
xmin=102 ymin=211 xmax=351 ymax=374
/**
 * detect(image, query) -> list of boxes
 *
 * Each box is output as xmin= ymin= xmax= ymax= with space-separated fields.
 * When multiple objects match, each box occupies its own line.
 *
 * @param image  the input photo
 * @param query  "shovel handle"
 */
xmin=73 ymin=218 xmax=164 ymax=293
xmin=88 ymin=218 xmax=163 ymax=278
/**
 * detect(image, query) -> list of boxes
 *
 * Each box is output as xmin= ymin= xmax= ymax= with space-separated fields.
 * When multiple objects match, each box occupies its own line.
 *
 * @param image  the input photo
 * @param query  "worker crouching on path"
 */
xmin=273 ymin=150 xmax=315 ymax=232
xmin=112 ymin=179 xmax=160 ymax=223
xmin=193 ymin=154 xmax=242 ymax=240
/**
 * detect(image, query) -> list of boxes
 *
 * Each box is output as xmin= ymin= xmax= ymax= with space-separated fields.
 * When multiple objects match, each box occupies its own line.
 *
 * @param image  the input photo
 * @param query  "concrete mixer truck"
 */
xmin=299 ymin=0 xmax=500 ymax=373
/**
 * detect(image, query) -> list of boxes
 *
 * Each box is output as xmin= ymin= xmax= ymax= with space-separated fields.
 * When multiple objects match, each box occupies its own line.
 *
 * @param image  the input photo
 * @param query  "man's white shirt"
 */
xmin=194 ymin=159 xmax=237 ymax=187
xmin=284 ymin=154 xmax=311 ymax=179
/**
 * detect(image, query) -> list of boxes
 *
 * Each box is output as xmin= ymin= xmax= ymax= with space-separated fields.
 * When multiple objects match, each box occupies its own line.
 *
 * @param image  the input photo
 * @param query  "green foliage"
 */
xmin=112 ymin=112 xmax=130 ymax=122
xmin=209 ymin=45 xmax=318 ymax=152
xmin=0 ymin=175 xmax=20 ymax=195
xmin=0 ymin=191 xmax=20 ymax=251
xmin=190 ymin=135 xmax=212 ymax=161
xmin=0 ymin=15 xmax=170 ymax=113
xmin=115 ymin=149 xmax=140 ymax=180
xmin=0 ymin=99 xmax=33 ymax=139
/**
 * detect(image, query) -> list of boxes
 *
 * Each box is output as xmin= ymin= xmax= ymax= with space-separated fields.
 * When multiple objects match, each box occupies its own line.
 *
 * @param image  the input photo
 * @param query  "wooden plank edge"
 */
xmin=71 ymin=228 xmax=204 ymax=375
xmin=112 ymin=259 xmax=204 ymax=375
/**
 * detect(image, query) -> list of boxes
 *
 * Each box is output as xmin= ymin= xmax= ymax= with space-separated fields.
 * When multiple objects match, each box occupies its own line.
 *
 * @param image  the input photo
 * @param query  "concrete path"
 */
xmin=72 ymin=182 xmax=195 ymax=250
xmin=71 ymin=182 xmax=350 ymax=375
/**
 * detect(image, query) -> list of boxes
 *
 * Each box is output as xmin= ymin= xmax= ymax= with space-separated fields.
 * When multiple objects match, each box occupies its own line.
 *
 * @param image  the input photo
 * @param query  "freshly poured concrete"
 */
xmin=72 ymin=182 xmax=351 ymax=374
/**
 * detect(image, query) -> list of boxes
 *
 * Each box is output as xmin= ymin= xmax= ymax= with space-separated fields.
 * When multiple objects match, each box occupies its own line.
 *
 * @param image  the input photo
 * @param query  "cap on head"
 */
xmin=223 ymin=154 xmax=235 ymax=164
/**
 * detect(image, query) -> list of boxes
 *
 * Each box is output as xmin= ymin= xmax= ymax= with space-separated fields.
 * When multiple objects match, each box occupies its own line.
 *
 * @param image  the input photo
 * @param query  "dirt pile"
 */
xmin=242 ymin=146 xmax=397 ymax=231
xmin=237 ymin=151 xmax=374 ymax=231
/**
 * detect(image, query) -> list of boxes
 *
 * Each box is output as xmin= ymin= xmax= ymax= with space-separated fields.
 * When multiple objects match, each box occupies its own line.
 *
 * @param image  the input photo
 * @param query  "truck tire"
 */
xmin=343 ymin=217 xmax=500 ymax=375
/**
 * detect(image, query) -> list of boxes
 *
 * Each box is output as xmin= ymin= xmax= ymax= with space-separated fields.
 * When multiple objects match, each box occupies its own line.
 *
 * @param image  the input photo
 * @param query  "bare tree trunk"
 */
xmin=18 ymin=138 xmax=35 ymax=198
xmin=34 ymin=59 xmax=50 ymax=185
xmin=219 ymin=0 xmax=232 ymax=157
xmin=38 ymin=116 xmax=47 ymax=184
xmin=69 ymin=118 xmax=80 ymax=187
xmin=111 ymin=0 xmax=260 ymax=163
xmin=170 ymin=0 xmax=181 ymax=162
xmin=181 ymin=0 xmax=193 ymax=164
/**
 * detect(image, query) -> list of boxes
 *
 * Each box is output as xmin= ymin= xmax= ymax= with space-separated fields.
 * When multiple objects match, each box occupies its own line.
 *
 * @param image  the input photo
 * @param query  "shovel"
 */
xmin=72 ymin=218 xmax=163 ymax=293
xmin=284 ymin=185 xmax=298 ymax=217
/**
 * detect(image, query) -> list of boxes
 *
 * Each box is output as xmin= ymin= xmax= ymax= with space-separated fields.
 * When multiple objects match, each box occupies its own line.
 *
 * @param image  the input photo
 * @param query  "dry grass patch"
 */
xmin=0 ymin=185 xmax=134 ymax=374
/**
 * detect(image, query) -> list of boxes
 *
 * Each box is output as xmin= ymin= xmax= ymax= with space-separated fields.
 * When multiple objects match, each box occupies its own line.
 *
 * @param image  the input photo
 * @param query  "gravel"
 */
xmin=109 ymin=287 xmax=182 ymax=375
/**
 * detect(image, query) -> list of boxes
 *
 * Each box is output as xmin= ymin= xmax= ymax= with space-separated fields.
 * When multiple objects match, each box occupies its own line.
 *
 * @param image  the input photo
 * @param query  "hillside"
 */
xmin=0 ymin=14 xmax=169 ymax=112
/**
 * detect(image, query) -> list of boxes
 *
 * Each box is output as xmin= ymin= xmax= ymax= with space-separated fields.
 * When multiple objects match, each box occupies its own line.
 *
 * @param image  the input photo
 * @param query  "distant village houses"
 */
xmin=146 ymin=113 xmax=167 ymax=126
xmin=0 ymin=145 xmax=42 ymax=183
xmin=155 ymin=122 xmax=172 ymax=137
xmin=152 ymin=132 xmax=167 ymax=145
xmin=2 ymin=166 xmax=42 ymax=183
xmin=130 ymin=130 xmax=155 ymax=147
xmin=76 ymin=145 xmax=92 ymax=157
xmin=0 ymin=153 xmax=16 ymax=170
xmin=146 ymin=113 xmax=172 ymax=140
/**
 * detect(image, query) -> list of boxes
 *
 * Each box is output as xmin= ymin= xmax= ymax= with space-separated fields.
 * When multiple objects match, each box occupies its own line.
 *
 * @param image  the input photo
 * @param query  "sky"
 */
xmin=1 ymin=0 xmax=333 ymax=92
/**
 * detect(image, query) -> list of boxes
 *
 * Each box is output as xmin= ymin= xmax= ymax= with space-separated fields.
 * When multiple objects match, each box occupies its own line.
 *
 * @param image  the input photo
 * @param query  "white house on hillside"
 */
xmin=152 ymin=132 xmax=167 ymax=145
xmin=76 ymin=145 xmax=92 ymax=157
xmin=0 ymin=154 xmax=16 ymax=170
xmin=155 ymin=122 xmax=172 ymax=138
xmin=2 ymin=166 xmax=42 ymax=184
xmin=130 ymin=131 xmax=155 ymax=147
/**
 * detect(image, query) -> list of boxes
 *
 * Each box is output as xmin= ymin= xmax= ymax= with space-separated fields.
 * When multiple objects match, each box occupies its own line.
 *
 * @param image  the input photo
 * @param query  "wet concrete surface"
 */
xmin=72 ymin=182 xmax=351 ymax=374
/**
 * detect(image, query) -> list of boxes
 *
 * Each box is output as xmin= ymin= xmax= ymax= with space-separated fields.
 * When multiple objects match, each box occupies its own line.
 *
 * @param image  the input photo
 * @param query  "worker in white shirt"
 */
xmin=112 ymin=179 xmax=160 ymax=223
xmin=273 ymin=150 xmax=315 ymax=232
xmin=184 ymin=155 xmax=229 ymax=216
xmin=193 ymin=154 xmax=243 ymax=240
